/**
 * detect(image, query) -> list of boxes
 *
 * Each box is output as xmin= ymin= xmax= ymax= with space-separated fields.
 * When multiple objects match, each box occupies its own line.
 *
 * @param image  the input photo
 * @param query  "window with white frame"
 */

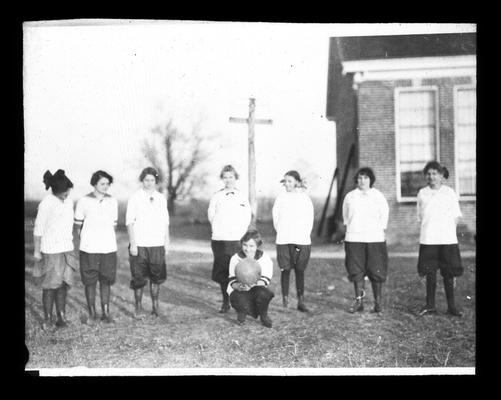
xmin=396 ymin=88 xmax=438 ymax=199
xmin=455 ymin=86 xmax=476 ymax=197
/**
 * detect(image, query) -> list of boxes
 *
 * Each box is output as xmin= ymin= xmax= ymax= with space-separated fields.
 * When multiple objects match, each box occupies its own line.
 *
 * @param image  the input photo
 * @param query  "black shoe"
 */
xmin=348 ymin=297 xmax=364 ymax=313
xmin=219 ymin=303 xmax=230 ymax=314
xmin=282 ymin=296 xmax=289 ymax=308
xmin=418 ymin=307 xmax=437 ymax=316
xmin=297 ymin=295 xmax=309 ymax=312
xmin=55 ymin=318 xmax=68 ymax=328
xmin=371 ymin=304 xmax=382 ymax=313
xmin=237 ymin=312 xmax=246 ymax=325
xmin=101 ymin=313 xmax=115 ymax=323
xmin=260 ymin=314 xmax=273 ymax=328
xmin=41 ymin=320 xmax=54 ymax=331
xmin=446 ymin=308 xmax=463 ymax=317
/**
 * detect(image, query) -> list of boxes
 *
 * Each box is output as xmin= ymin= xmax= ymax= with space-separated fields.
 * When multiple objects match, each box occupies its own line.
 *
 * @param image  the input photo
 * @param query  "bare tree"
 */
xmin=142 ymin=118 xmax=211 ymax=215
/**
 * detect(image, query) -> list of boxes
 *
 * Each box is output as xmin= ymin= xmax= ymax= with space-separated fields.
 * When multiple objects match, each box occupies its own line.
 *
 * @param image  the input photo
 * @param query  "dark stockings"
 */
xmin=134 ymin=287 xmax=144 ymax=314
xmin=281 ymin=269 xmax=308 ymax=312
xmin=42 ymin=289 xmax=56 ymax=327
xmin=424 ymin=270 xmax=437 ymax=310
xmin=150 ymin=282 xmax=160 ymax=316
xmin=100 ymin=282 xmax=113 ymax=322
xmin=444 ymin=276 xmax=462 ymax=316
xmin=55 ymin=284 xmax=68 ymax=327
xmin=84 ymin=284 xmax=97 ymax=320
xmin=219 ymin=282 xmax=230 ymax=313
xmin=348 ymin=280 xmax=365 ymax=313
xmin=371 ymin=281 xmax=383 ymax=313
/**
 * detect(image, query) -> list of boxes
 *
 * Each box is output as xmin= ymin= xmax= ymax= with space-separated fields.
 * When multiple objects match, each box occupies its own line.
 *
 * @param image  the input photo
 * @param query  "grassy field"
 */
xmin=24 ymin=219 xmax=476 ymax=373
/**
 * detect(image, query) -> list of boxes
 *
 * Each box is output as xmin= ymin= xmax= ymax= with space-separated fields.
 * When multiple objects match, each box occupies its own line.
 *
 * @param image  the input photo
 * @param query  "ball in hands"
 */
xmin=235 ymin=258 xmax=262 ymax=285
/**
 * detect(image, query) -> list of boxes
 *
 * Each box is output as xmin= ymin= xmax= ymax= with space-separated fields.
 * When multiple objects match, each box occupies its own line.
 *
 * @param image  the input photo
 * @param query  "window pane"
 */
xmin=456 ymin=87 xmax=476 ymax=196
xmin=398 ymin=90 xmax=436 ymax=197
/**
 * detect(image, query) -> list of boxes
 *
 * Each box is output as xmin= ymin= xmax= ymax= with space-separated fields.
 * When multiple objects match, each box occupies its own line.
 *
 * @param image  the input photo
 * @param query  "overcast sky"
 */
xmin=23 ymin=21 xmax=475 ymax=202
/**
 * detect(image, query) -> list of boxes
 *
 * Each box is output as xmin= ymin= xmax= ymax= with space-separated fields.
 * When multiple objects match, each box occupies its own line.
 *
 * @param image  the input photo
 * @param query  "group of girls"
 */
xmin=208 ymin=160 xmax=465 ymax=327
xmin=32 ymin=159 xmax=465 ymax=330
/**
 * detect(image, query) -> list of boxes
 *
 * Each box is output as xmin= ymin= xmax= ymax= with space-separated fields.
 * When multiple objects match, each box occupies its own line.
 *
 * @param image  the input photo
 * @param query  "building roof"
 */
xmin=335 ymin=33 xmax=476 ymax=61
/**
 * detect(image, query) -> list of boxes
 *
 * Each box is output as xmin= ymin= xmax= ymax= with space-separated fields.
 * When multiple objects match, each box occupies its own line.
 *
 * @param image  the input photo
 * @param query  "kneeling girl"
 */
xmin=227 ymin=230 xmax=275 ymax=327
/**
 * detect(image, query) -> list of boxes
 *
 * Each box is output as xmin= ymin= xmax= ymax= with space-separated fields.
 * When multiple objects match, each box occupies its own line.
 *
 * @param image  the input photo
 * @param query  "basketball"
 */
xmin=235 ymin=258 xmax=262 ymax=285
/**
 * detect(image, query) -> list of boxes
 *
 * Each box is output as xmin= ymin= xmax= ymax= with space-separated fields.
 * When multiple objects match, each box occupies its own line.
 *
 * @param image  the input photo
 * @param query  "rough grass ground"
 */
xmin=24 ymin=219 xmax=476 ymax=371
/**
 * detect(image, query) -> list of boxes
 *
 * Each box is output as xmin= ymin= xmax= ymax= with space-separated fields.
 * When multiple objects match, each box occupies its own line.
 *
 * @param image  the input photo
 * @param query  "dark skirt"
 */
xmin=417 ymin=244 xmax=463 ymax=278
xmin=344 ymin=241 xmax=388 ymax=283
xmin=211 ymin=240 xmax=241 ymax=284
xmin=276 ymin=244 xmax=311 ymax=272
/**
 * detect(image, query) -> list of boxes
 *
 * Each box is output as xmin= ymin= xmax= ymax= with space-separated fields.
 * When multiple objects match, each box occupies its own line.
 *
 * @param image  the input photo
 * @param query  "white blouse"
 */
xmin=342 ymin=187 xmax=389 ymax=243
xmin=126 ymin=189 xmax=170 ymax=247
xmin=34 ymin=194 xmax=75 ymax=254
xmin=207 ymin=188 xmax=251 ymax=241
xmin=272 ymin=191 xmax=314 ymax=245
xmin=74 ymin=193 xmax=118 ymax=253
xmin=417 ymin=185 xmax=462 ymax=245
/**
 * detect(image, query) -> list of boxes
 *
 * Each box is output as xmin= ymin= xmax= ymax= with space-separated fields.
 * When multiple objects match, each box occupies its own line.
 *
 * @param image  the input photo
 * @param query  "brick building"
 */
xmin=325 ymin=33 xmax=476 ymax=242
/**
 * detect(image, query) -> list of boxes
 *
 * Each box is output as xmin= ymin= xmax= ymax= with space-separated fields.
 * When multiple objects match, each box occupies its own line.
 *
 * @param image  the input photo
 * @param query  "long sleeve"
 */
xmin=342 ymin=192 xmax=350 ymax=226
xmin=379 ymin=192 xmax=389 ymax=230
xmin=125 ymin=195 xmax=136 ymax=227
xmin=228 ymin=254 xmax=240 ymax=287
xmin=33 ymin=200 xmax=48 ymax=237
xmin=272 ymin=195 xmax=281 ymax=230
xmin=416 ymin=190 xmax=423 ymax=223
xmin=451 ymin=190 xmax=462 ymax=220
xmin=207 ymin=194 xmax=217 ymax=225
xmin=257 ymin=254 xmax=273 ymax=286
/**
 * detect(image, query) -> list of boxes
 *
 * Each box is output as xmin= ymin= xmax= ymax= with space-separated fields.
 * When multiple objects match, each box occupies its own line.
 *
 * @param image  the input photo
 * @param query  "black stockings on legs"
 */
xmin=100 ymin=282 xmax=113 ymax=322
xmin=85 ymin=284 xmax=97 ymax=319
xmin=55 ymin=284 xmax=68 ymax=327
xmin=444 ymin=276 xmax=462 ymax=316
xmin=42 ymin=289 xmax=55 ymax=327
xmin=150 ymin=282 xmax=160 ymax=316
xmin=280 ymin=270 xmax=291 ymax=307
xmin=219 ymin=282 xmax=230 ymax=313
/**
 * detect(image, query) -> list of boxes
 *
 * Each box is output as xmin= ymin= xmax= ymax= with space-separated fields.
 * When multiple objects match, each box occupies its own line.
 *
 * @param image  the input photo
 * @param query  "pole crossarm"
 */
xmin=229 ymin=117 xmax=273 ymax=125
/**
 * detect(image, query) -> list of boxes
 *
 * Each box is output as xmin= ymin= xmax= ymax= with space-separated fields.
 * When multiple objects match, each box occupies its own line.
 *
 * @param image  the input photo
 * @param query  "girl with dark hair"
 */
xmin=272 ymin=170 xmax=314 ymax=312
xmin=227 ymin=230 xmax=274 ymax=327
xmin=208 ymin=165 xmax=251 ymax=313
xmin=74 ymin=170 xmax=118 ymax=324
xmin=417 ymin=161 xmax=463 ymax=317
xmin=33 ymin=169 xmax=78 ymax=329
xmin=126 ymin=167 xmax=170 ymax=318
xmin=342 ymin=167 xmax=389 ymax=313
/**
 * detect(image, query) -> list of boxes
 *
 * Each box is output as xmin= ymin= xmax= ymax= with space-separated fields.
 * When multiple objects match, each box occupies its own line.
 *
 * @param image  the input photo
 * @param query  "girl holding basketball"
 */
xmin=227 ymin=230 xmax=274 ymax=327
xmin=208 ymin=165 xmax=252 ymax=313
xmin=272 ymin=170 xmax=314 ymax=312
xmin=417 ymin=161 xmax=464 ymax=317
xmin=33 ymin=170 xmax=78 ymax=329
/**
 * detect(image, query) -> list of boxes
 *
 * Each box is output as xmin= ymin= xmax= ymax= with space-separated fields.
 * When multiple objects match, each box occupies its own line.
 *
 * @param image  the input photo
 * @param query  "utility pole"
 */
xmin=229 ymin=98 xmax=272 ymax=226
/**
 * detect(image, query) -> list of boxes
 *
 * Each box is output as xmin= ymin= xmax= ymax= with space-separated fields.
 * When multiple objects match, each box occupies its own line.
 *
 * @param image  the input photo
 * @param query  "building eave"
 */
xmin=342 ymin=55 xmax=476 ymax=82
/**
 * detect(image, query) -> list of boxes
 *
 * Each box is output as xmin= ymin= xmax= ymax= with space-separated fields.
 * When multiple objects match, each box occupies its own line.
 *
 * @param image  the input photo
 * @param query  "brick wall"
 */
xmin=356 ymin=76 xmax=476 ymax=239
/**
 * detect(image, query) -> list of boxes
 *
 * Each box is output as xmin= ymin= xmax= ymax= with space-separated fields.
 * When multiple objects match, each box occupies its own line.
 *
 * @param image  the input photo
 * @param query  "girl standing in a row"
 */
xmin=272 ymin=170 xmax=314 ymax=312
xmin=417 ymin=161 xmax=463 ymax=317
xmin=74 ymin=170 xmax=118 ymax=324
xmin=342 ymin=167 xmax=389 ymax=314
xmin=208 ymin=165 xmax=252 ymax=313
xmin=33 ymin=170 xmax=78 ymax=329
